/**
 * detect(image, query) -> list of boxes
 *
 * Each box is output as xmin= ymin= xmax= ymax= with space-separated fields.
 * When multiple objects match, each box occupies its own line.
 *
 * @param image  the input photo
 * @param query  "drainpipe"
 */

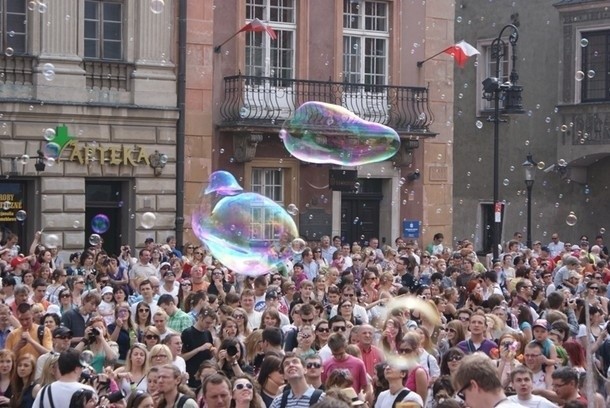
xmin=175 ymin=0 xmax=187 ymax=248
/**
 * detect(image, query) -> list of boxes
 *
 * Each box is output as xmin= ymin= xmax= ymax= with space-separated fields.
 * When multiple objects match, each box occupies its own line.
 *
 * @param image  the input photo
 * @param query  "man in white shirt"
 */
xmin=240 ymin=289 xmax=261 ymax=330
xmin=547 ymin=234 xmax=564 ymax=258
xmin=129 ymin=249 xmax=158 ymax=290
xmin=375 ymin=364 xmax=423 ymax=408
xmin=320 ymin=235 xmax=337 ymax=264
xmin=508 ymin=366 xmax=558 ymax=408
xmin=32 ymin=349 xmax=97 ymax=407
xmin=329 ymin=285 xmax=369 ymax=324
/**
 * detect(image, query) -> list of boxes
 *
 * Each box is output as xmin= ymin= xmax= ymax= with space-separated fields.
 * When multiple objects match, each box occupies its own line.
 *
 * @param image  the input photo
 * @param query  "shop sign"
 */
xmin=61 ymin=140 xmax=151 ymax=166
xmin=0 ymin=183 xmax=24 ymax=222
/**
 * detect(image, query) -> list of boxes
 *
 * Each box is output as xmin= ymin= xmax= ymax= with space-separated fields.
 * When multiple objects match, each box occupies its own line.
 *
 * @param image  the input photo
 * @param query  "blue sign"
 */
xmin=402 ymin=220 xmax=420 ymax=238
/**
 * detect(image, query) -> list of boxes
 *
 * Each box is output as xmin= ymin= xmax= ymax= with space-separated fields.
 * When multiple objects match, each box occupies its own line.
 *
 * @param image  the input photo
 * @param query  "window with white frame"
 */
xmin=84 ymin=0 xmax=123 ymax=60
xmin=342 ymin=0 xmax=389 ymax=91
xmin=580 ymin=30 xmax=610 ymax=102
xmin=0 ymin=0 xmax=26 ymax=55
xmin=250 ymin=168 xmax=284 ymax=241
xmin=476 ymin=40 xmax=510 ymax=112
xmin=245 ymin=0 xmax=295 ymax=86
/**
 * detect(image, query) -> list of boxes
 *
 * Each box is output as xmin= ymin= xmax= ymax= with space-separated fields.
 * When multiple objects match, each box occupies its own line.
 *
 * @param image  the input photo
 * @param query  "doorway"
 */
xmin=85 ymin=181 xmax=126 ymax=255
xmin=0 ymin=181 xmax=27 ymax=251
xmin=340 ymin=179 xmax=382 ymax=246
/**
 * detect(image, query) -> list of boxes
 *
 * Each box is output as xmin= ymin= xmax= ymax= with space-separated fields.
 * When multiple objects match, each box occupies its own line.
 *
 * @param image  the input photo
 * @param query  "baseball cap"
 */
xmin=160 ymin=262 xmax=171 ymax=270
xmin=265 ymin=288 xmax=279 ymax=300
xmin=532 ymin=319 xmax=549 ymax=331
xmin=10 ymin=256 xmax=28 ymax=269
xmin=53 ymin=326 xmax=73 ymax=338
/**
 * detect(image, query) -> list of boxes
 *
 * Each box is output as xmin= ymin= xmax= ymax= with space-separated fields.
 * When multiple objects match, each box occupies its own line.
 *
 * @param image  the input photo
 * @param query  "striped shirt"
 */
xmin=269 ymin=385 xmax=325 ymax=408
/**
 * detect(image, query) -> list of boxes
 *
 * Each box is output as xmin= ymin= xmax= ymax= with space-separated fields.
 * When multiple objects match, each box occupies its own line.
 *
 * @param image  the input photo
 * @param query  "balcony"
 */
xmin=81 ymin=60 xmax=135 ymax=91
xmin=0 ymin=54 xmax=35 ymax=85
xmin=219 ymin=75 xmax=434 ymax=135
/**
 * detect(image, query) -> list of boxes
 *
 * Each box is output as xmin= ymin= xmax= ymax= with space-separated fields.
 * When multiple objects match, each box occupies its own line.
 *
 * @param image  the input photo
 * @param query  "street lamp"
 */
xmin=522 ymin=154 xmax=536 ymax=249
xmin=482 ymin=24 xmax=525 ymax=262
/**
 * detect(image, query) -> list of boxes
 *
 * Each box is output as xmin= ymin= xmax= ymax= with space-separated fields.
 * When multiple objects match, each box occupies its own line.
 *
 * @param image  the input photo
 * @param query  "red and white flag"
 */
xmin=443 ymin=40 xmax=480 ymax=67
xmin=238 ymin=18 xmax=277 ymax=40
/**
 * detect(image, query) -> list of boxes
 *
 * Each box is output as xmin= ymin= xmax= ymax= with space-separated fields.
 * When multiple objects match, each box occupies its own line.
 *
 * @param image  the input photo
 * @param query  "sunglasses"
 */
xmin=181 ymin=282 xmax=192 ymax=287
xmin=332 ymin=326 xmax=347 ymax=332
xmin=399 ymin=348 xmax=413 ymax=354
xmin=317 ymin=327 xmax=329 ymax=333
xmin=301 ymin=318 xmax=314 ymax=323
xmin=447 ymin=355 xmax=463 ymax=362
xmin=138 ymin=308 xmax=150 ymax=313
xmin=234 ymin=314 xmax=245 ymax=319
xmin=195 ymin=252 xmax=204 ymax=255
xmin=306 ymin=362 xmax=321 ymax=369
xmin=145 ymin=334 xmax=160 ymax=340
xmin=233 ymin=383 xmax=253 ymax=391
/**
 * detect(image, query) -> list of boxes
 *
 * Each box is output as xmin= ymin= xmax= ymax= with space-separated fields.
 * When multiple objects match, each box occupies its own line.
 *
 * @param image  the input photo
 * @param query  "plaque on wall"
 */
xmin=329 ymin=169 xmax=358 ymax=191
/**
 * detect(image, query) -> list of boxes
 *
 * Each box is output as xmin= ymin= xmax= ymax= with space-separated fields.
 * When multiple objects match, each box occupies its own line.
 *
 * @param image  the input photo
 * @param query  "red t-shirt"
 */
xmin=322 ymin=354 xmax=368 ymax=394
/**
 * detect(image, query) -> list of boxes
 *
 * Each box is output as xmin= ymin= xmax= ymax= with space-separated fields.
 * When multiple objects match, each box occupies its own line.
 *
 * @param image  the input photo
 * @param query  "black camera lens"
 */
xmin=226 ymin=345 xmax=238 ymax=357
xmin=107 ymin=390 xmax=125 ymax=403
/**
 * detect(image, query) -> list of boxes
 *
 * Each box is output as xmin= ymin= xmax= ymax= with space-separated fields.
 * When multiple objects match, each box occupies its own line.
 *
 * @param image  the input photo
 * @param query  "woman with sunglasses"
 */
xmin=439 ymin=347 xmax=465 ymax=378
xmin=182 ymin=242 xmax=196 ymax=264
xmin=399 ymin=332 xmax=429 ymax=404
xmin=208 ymin=268 xmax=234 ymax=301
xmin=256 ymin=354 xmax=283 ymax=408
xmin=114 ymin=343 xmax=150 ymax=396
xmin=192 ymin=247 xmax=206 ymax=267
xmin=109 ymin=302 xmax=138 ymax=362
xmin=57 ymin=287 xmax=75 ymax=314
xmin=312 ymin=247 xmax=328 ymax=269
xmin=177 ymin=279 xmax=192 ymax=310
xmin=134 ymin=301 xmax=152 ymax=340
xmin=313 ymin=320 xmax=330 ymax=351
xmin=232 ymin=375 xmax=264 ymax=408
xmin=68 ymin=276 xmax=85 ymax=308
xmin=142 ymin=326 xmax=161 ymax=351
xmin=361 ymin=271 xmax=380 ymax=303
xmin=232 ymin=308 xmax=252 ymax=341
xmin=437 ymin=320 xmax=466 ymax=356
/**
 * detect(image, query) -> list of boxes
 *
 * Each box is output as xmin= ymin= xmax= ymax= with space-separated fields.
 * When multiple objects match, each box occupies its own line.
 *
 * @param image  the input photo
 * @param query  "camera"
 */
xmin=107 ymin=390 xmax=125 ymax=403
xmin=88 ymin=327 xmax=100 ymax=343
xmin=226 ymin=345 xmax=239 ymax=357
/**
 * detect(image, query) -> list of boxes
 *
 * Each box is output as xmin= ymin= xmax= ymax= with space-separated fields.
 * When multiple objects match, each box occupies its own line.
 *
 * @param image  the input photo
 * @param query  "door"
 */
xmin=341 ymin=178 xmax=382 ymax=246
xmin=85 ymin=181 xmax=125 ymax=255
xmin=0 ymin=181 xmax=27 ymax=251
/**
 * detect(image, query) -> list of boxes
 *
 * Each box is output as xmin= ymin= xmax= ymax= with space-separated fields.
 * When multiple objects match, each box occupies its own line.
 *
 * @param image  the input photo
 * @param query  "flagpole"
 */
xmin=214 ymin=31 xmax=242 ymax=53
xmin=416 ymin=46 xmax=453 ymax=67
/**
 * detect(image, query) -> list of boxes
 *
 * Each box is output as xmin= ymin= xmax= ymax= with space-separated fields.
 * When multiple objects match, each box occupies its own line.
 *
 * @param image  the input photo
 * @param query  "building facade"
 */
xmin=0 ymin=0 xmax=181 ymax=254
xmin=207 ymin=0 xmax=456 ymax=249
xmin=453 ymin=0 xmax=610 ymax=254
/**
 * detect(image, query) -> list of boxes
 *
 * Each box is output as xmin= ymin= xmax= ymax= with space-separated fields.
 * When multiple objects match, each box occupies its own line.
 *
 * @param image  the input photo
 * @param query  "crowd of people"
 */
xmin=0 ymin=229 xmax=610 ymax=408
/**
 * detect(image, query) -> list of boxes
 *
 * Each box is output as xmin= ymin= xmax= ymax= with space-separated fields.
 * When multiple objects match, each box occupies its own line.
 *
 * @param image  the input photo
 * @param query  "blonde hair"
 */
xmin=39 ymin=354 xmax=59 ymax=386
xmin=124 ymin=343 xmax=150 ymax=373
xmin=148 ymin=344 xmax=172 ymax=367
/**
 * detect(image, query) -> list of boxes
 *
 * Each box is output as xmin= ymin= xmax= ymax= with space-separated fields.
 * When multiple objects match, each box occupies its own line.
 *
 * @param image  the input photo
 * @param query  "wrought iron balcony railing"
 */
xmin=220 ymin=75 xmax=434 ymax=134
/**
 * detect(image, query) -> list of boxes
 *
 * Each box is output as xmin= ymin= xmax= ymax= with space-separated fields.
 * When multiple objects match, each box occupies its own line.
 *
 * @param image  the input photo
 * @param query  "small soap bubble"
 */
xmin=287 ymin=203 xmax=299 ymax=216
xmin=219 ymin=148 xmax=225 ymax=154
xmin=42 ymin=63 xmax=55 ymax=81
xmin=600 ymin=228 xmax=606 ymax=235
xmin=38 ymin=3 xmax=48 ymax=13
xmin=509 ymin=166 xmax=515 ymax=172
xmin=560 ymin=124 xmax=568 ymax=132
xmin=524 ymin=140 xmax=530 ymax=146
xmin=80 ymin=350 xmax=95 ymax=366
xmin=73 ymin=220 xmax=80 ymax=229
xmin=15 ymin=210 xmax=26 ymax=222
xmin=89 ymin=233 xmax=102 ymax=246
xmin=545 ymin=117 xmax=551 ymax=124
xmin=558 ymin=159 xmax=567 ymax=167
xmin=587 ymin=70 xmax=595 ymax=79
xmin=280 ymin=102 xmax=400 ymax=166
xmin=43 ymin=142 xmax=61 ymax=159
xmin=1 ymin=201 xmax=10 ymax=211
xmin=537 ymin=161 xmax=545 ymax=170
xmin=580 ymin=38 xmax=589 ymax=47
xmin=4 ymin=47 xmax=14 ymax=57
xmin=91 ymin=214 xmax=110 ymax=234
xmin=575 ymin=71 xmax=585 ymax=81
xmin=503 ymin=179 xmax=509 ymax=186
xmin=44 ymin=234 xmax=60 ymax=248
xmin=150 ymin=0 xmax=165 ymax=14
xmin=27 ymin=1 xmax=36 ymax=11
xmin=290 ymin=238 xmax=307 ymax=254
xmin=475 ymin=120 xmax=483 ymax=129
xmin=44 ymin=157 xmax=55 ymax=167
xmin=19 ymin=155 xmax=29 ymax=165
xmin=141 ymin=212 xmax=157 ymax=229
xmin=566 ymin=212 xmax=577 ymax=226
xmin=43 ymin=128 xmax=56 ymax=141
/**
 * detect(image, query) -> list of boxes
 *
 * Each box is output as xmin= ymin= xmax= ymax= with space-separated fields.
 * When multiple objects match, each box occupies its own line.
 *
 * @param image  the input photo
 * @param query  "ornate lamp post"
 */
xmin=522 ymin=154 xmax=536 ymax=249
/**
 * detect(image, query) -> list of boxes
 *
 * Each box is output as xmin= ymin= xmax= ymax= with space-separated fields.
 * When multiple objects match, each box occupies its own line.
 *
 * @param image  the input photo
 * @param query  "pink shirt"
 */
xmin=322 ymin=354 xmax=368 ymax=393
xmin=359 ymin=344 xmax=384 ymax=377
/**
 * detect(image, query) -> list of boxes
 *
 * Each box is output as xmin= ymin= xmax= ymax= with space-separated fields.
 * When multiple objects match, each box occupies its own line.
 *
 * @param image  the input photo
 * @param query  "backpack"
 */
xmin=176 ymin=394 xmax=191 ymax=408
xmin=392 ymin=389 xmax=411 ymax=408
xmin=280 ymin=386 xmax=323 ymax=408
xmin=37 ymin=325 xmax=45 ymax=344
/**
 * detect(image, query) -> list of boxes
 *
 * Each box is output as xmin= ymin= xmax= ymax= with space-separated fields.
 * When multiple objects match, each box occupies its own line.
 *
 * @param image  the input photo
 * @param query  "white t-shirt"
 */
xmin=329 ymin=304 xmax=369 ymax=324
xmin=32 ymin=380 xmax=96 ymax=408
xmin=531 ymin=369 xmax=547 ymax=390
xmin=173 ymin=356 xmax=187 ymax=373
xmin=507 ymin=395 xmax=559 ymax=408
xmin=374 ymin=388 xmax=424 ymax=408
xmin=246 ymin=310 xmax=262 ymax=331
xmin=158 ymin=282 xmax=179 ymax=304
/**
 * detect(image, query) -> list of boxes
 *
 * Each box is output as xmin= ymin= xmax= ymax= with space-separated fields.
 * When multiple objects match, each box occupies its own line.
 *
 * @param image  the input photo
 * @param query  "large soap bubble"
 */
xmin=91 ymin=214 xmax=110 ymax=234
xmin=204 ymin=170 xmax=244 ymax=196
xmin=379 ymin=295 xmax=441 ymax=370
xmin=192 ymin=171 xmax=298 ymax=277
xmin=279 ymin=101 xmax=400 ymax=166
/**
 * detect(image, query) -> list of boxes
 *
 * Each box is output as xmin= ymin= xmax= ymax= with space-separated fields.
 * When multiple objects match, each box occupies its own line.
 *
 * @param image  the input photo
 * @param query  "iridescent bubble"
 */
xmin=587 ymin=70 xmax=595 ymax=79
xmin=89 ymin=233 xmax=102 ymax=246
xmin=287 ymin=203 xmax=299 ymax=216
xmin=141 ymin=212 xmax=156 ymax=229
xmin=150 ymin=0 xmax=165 ymax=14
xmin=279 ymin=101 xmax=400 ymax=166
xmin=44 ymin=157 xmax=55 ymax=167
xmin=380 ymin=296 xmax=441 ymax=370
xmin=575 ymin=71 xmax=585 ymax=81
xmin=42 ymin=63 xmax=55 ymax=81
xmin=580 ymin=38 xmax=589 ymax=47
xmin=4 ymin=47 xmax=14 ymax=57
xmin=204 ymin=170 xmax=244 ymax=196
xmin=44 ymin=234 xmax=60 ymax=248
xmin=475 ymin=120 xmax=483 ymax=129
xmin=43 ymin=128 xmax=56 ymax=141
xmin=15 ymin=210 xmax=26 ymax=222
xmin=537 ymin=161 xmax=545 ymax=170
xmin=91 ymin=214 xmax=110 ymax=234
xmin=290 ymin=238 xmax=307 ymax=254
xmin=43 ymin=142 xmax=61 ymax=159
